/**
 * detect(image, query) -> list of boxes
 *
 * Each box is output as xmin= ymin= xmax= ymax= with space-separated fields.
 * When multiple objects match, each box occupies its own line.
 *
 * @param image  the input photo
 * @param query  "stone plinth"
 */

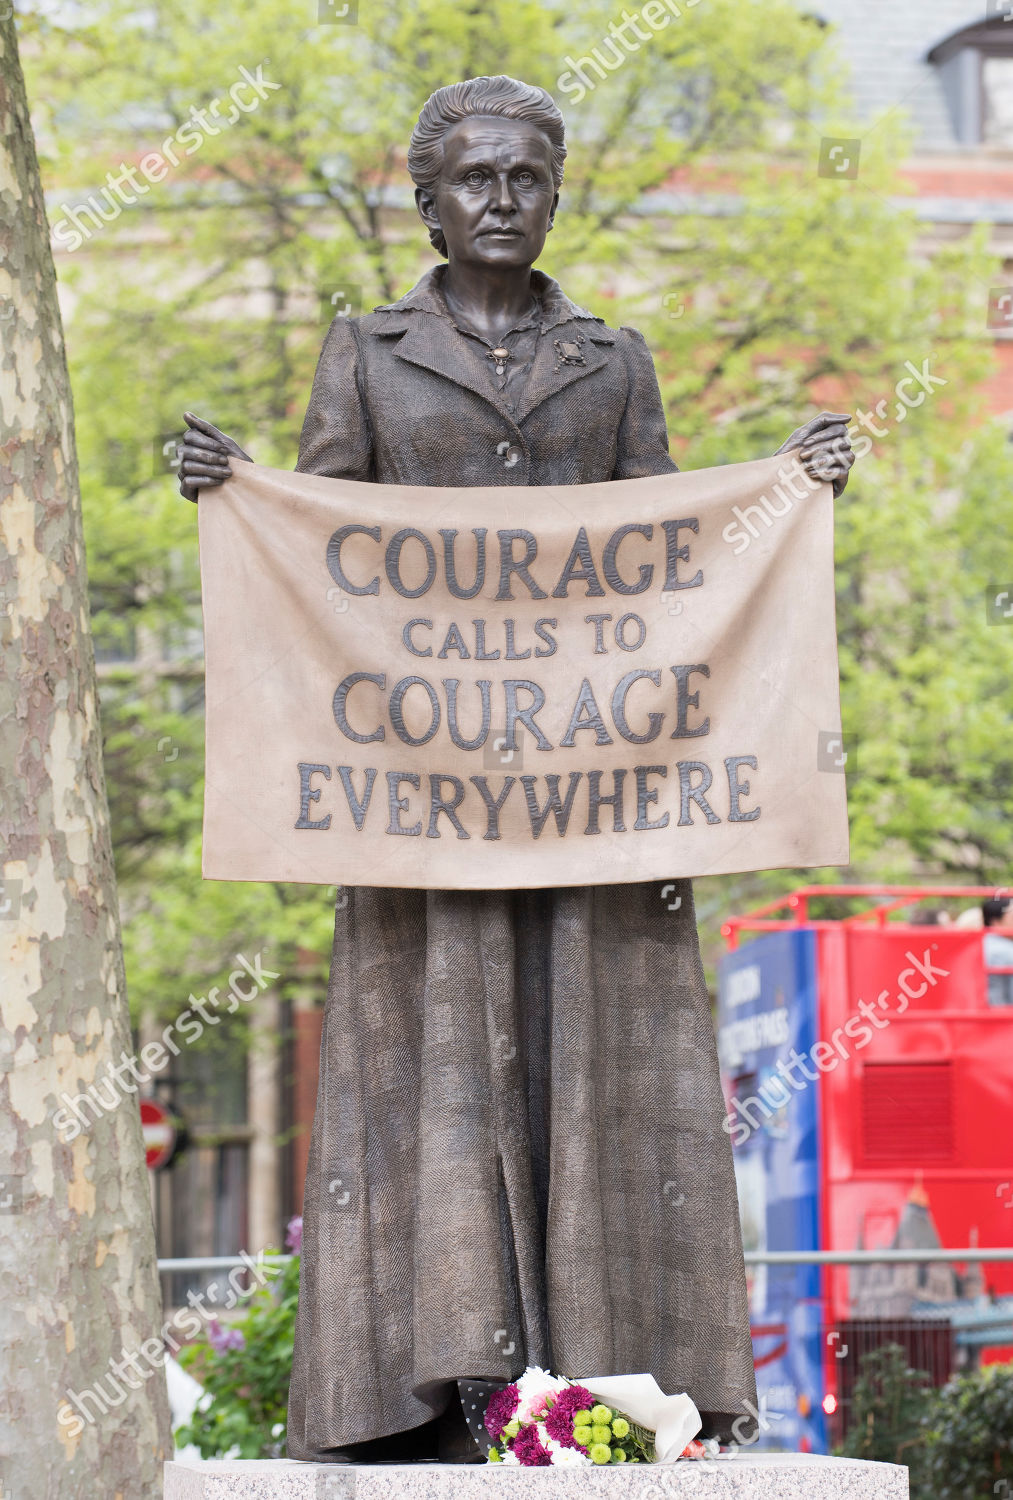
xmin=164 ymin=1454 xmax=908 ymax=1499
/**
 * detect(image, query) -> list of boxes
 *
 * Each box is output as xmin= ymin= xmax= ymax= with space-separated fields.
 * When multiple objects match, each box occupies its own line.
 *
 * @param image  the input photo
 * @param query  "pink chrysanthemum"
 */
xmin=543 ymin=1384 xmax=596 ymax=1449
xmin=510 ymin=1422 xmax=553 ymax=1466
xmin=483 ymin=1383 xmax=520 ymax=1441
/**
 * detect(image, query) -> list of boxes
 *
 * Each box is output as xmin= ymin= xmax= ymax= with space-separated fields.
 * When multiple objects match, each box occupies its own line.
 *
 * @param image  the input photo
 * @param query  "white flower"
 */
xmin=544 ymin=1434 xmax=592 ymax=1468
xmin=514 ymin=1366 xmax=569 ymax=1424
xmin=499 ymin=1447 xmax=520 ymax=1465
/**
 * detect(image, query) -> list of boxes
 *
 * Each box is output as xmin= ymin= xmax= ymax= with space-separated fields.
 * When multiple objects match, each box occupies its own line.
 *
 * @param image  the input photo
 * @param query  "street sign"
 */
xmin=140 ymin=1098 xmax=177 ymax=1171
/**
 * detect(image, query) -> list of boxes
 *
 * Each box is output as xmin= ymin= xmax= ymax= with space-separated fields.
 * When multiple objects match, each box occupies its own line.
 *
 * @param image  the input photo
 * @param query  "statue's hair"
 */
xmin=408 ymin=75 xmax=566 ymax=256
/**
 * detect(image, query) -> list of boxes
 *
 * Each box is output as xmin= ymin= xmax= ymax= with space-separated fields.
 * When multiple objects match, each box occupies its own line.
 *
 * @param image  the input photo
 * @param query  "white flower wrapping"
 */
xmin=581 ymin=1374 xmax=703 ymax=1464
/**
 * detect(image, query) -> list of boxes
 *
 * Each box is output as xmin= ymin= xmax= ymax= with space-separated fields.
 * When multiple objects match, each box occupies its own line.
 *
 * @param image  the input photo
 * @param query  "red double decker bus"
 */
xmin=717 ymin=885 xmax=1013 ymax=1451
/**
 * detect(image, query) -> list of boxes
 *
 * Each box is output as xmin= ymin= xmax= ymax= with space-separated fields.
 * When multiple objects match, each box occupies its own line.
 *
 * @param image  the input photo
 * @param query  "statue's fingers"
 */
xmin=184 ymin=430 xmax=229 ymax=451
xmin=810 ymin=411 xmax=852 ymax=429
xmin=183 ymin=431 xmax=231 ymax=460
xmin=795 ymin=412 xmax=851 ymax=443
xmin=181 ymin=444 xmax=230 ymax=467
xmin=800 ymin=422 xmax=850 ymax=443
xmin=801 ymin=451 xmax=847 ymax=482
xmin=799 ymin=427 xmax=849 ymax=456
xmin=183 ymin=411 xmax=233 ymax=444
xmin=183 ymin=460 xmax=233 ymax=481
xmin=801 ymin=437 xmax=852 ymax=461
xmin=185 ymin=472 xmax=233 ymax=488
xmin=801 ymin=442 xmax=848 ymax=463
xmin=777 ymin=412 xmax=854 ymax=456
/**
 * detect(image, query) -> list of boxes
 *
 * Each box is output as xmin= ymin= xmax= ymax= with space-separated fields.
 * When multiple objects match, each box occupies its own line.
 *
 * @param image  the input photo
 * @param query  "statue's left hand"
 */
xmin=775 ymin=411 xmax=855 ymax=498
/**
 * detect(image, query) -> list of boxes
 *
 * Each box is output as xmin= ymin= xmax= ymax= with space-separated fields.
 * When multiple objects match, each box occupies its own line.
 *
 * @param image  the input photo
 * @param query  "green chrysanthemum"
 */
xmin=611 ymin=1417 xmax=629 ymax=1438
xmin=573 ymin=1409 xmax=592 ymax=1425
xmin=611 ymin=1448 xmax=628 ymax=1463
xmin=573 ymin=1425 xmax=593 ymax=1448
xmin=591 ymin=1424 xmax=612 ymax=1444
xmin=590 ymin=1405 xmax=612 ymax=1424
xmin=589 ymin=1442 xmax=612 ymax=1465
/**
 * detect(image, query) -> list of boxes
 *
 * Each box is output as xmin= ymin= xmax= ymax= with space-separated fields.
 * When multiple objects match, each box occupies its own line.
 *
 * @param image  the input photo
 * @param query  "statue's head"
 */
xmin=408 ymin=75 xmax=566 ymax=269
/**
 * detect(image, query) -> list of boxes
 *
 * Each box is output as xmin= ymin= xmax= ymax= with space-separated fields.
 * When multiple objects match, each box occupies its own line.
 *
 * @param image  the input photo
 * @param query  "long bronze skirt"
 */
xmin=287 ymin=878 xmax=756 ymax=1457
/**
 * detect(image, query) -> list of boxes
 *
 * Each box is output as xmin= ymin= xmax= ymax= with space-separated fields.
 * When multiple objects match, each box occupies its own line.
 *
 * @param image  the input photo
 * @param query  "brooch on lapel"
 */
xmin=553 ymin=332 xmax=586 ymax=370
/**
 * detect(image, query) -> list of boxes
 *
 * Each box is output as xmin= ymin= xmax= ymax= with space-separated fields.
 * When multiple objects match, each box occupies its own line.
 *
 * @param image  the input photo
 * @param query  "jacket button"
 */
xmin=497 ymin=441 xmax=522 ymax=468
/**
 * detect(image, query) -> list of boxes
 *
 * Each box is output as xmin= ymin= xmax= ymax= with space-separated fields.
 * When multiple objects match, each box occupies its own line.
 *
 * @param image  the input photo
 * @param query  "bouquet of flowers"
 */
xmin=483 ymin=1367 xmax=702 ymax=1468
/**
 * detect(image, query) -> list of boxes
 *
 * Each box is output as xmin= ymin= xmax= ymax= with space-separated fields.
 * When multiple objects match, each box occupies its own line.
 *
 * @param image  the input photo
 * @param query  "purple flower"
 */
xmin=207 ymin=1317 xmax=246 ymax=1354
xmin=286 ymin=1215 xmax=303 ymax=1253
xmin=483 ymin=1383 xmax=520 ymax=1441
xmin=544 ymin=1384 xmax=596 ymax=1449
xmin=510 ymin=1422 xmax=553 ymax=1466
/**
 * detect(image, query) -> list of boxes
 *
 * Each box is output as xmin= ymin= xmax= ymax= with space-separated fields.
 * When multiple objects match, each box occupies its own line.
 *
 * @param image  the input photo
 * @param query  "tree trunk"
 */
xmin=0 ymin=16 xmax=172 ymax=1499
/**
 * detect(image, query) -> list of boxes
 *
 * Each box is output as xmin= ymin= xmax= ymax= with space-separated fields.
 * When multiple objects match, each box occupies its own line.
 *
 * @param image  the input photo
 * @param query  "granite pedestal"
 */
xmin=164 ymin=1454 xmax=908 ymax=1499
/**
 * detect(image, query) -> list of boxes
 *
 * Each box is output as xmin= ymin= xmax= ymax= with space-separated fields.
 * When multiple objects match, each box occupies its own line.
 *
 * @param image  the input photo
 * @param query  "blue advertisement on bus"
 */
xmin=717 ymin=929 xmax=826 ymax=1453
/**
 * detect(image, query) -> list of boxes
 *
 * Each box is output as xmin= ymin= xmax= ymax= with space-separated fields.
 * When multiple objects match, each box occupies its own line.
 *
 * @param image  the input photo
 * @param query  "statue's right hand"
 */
xmin=178 ymin=411 xmax=252 ymax=502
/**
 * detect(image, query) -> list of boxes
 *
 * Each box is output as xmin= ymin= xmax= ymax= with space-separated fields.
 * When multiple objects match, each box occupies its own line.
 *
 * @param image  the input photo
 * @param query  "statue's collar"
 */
xmin=371 ymin=265 xmax=604 ymax=334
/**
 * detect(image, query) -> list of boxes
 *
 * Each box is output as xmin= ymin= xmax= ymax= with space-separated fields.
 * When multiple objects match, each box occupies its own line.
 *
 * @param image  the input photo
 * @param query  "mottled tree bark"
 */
xmin=0 ymin=16 xmax=172 ymax=1498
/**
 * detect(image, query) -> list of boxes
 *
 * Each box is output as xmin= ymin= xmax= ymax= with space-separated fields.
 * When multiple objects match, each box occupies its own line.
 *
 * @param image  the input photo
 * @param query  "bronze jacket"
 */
xmin=296 ymin=266 xmax=678 ymax=487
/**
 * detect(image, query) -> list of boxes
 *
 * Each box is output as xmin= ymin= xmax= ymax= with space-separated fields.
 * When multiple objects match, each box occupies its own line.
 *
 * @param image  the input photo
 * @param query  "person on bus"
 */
xmin=982 ymin=896 xmax=1013 ymax=1007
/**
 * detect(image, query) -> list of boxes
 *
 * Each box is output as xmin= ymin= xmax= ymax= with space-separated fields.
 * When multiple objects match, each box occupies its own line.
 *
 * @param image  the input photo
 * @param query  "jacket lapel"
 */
xmin=513 ymin=322 xmax=614 ymax=425
xmin=382 ymin=317 xmax=516 ymax=418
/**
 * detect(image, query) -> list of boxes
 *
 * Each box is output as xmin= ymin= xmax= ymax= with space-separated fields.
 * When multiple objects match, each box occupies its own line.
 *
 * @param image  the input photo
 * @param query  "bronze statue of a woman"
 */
xmin=179 ymin=75 xmax=854 ymax=1465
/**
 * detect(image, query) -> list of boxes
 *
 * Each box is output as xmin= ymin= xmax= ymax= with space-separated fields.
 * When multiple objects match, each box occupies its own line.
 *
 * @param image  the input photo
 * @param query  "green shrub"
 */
xmin=921 ymin=1364 xmax=1013 ymax=1500
xmin=840 ymin=1343 xmax=933 ymax=1485
xmin=840 ymin=1345 xmax=1013 ymax=1500
xmin=175 ymin=1226 xmax=300 ymax=1459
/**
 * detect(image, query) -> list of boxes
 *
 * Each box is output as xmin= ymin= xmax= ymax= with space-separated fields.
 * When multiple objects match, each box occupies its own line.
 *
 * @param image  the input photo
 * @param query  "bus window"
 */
xmin=983 ymin=896 xmax=1013 ymax=1007
xmin=983 ymin=930 xmax=1013 ymax=1007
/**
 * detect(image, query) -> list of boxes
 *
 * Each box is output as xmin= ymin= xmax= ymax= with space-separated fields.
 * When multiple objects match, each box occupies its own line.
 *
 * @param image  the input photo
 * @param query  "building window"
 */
xmin=929 ymin=21 xmax=1013 ymax=146
xmin=983 ymin=55 xmax=1013 ymax=145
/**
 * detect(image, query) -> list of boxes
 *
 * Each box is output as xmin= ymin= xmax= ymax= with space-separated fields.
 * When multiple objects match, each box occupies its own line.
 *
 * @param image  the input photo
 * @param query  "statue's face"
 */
xmin=417 ymin=115 xmax=559 ymax=268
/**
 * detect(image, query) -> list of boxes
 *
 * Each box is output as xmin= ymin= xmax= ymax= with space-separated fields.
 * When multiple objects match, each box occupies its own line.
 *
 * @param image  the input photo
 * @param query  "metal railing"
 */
xmin=157 ymin=1255 xmax=291 ymax=1272
xmin=743 ymin=1248 xmax=1013 ymax=1265
xmin=156 ymin=1247 xmax=1013 ymax=1273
